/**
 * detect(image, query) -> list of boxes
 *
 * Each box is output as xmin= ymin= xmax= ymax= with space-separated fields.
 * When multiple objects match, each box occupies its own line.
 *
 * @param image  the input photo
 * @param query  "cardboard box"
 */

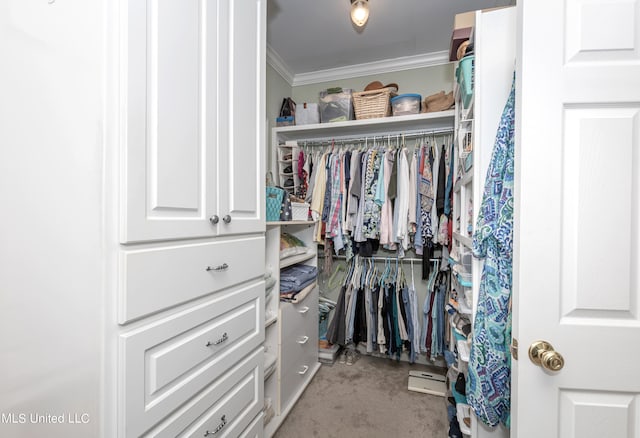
xmin=454 ymin=11 xmax=475 ymax=30
xmin=449 ymin=27 xmax=472 ymax=62
xmin=449 ymin=7 xmax=511 ymax=61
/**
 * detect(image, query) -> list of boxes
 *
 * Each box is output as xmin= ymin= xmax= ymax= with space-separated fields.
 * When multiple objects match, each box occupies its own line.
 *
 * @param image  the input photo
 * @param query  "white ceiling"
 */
xmin=267 ymin=0 xmax=514 ymax=83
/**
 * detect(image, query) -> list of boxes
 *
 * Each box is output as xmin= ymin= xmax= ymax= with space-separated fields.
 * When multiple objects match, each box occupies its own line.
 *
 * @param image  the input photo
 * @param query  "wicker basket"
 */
xmin=352 ymin=87 xmax=397 ymax=120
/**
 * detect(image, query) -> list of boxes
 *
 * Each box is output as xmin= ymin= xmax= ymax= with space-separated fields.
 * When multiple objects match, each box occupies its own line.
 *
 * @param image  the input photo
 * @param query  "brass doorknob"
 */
xmin=528 ymin=340 xmax=565 ymax=372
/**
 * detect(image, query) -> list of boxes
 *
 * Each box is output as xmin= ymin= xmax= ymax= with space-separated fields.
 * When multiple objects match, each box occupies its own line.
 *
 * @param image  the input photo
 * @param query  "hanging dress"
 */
xmin=466 ymin=75 xmax=515 ymax=428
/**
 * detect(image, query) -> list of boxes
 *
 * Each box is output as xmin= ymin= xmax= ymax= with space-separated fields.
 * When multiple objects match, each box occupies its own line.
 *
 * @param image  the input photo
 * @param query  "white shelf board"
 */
xmin=273 ymin=111 xmax=454 ymax=142
xmin=280 ymin=251 xmax=316 ymax=269
xmin=453 ymin=232 xmax=473 ymax=249
xmin=267 ymin=220 xmax=316 ymax=227
xmin=454 ymin=170 xmax=474 ymax=192
xmin=265 ymin=314 xmax=278 ymax=329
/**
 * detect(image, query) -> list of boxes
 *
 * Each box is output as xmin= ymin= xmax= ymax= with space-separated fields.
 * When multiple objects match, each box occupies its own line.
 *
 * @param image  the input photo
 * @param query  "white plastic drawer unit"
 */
xmin=279 ymin=287 xmax=318 ymax=409
xmin=119 ymin=281 xmax=264 ymax=437
xmin=141 ymin=349 xmax=264 ymax=438
xmin=118 ymin=236 xmax=264 ymax=323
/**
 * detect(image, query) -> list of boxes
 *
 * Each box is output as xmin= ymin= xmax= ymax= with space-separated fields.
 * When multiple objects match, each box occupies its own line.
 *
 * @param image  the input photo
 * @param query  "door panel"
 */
xmin=121 ymin=0 xmax=218 ymax=243
xmin=561 ymin=107 xmax=639 ymax=319
xmin=559 ymin=391 xmax=640 ymax=438
xmin=514 ymin=1 xmax=640 ymax=437
xmin=217 ymin=0 xmax=265 ymax=236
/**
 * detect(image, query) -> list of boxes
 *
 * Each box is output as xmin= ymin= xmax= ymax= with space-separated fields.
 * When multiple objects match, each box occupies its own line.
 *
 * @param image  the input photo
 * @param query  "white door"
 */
xmin=121 ymin=0 xmax=219 ymax=243
xmin=514 ymin=1 xmax=640 ymax=437
xmin=216 ymin=0 xmax=265 ymax=236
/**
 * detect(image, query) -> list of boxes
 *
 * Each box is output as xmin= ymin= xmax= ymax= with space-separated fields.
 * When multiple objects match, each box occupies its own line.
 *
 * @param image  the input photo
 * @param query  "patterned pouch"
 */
xmin=279 ymin=192 xmax=292 ymax=221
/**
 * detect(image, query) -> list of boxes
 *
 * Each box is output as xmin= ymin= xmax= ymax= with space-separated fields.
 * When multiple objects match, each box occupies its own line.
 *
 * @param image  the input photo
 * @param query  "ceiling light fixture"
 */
xmin=350 ymin=0 xmax=370 ymax=27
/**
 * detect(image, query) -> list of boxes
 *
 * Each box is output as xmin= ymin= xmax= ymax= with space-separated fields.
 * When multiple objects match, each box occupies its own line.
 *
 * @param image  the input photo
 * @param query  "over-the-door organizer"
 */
xmin=448 ymin=7 xmax=516 ymax=438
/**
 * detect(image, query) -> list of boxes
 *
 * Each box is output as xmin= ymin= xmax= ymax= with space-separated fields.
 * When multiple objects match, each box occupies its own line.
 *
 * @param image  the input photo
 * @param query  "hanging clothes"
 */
xmin=326 ymin=256 xmax=428 ymax=362
xmin=467 ymin=75 xmax=515 ymax=428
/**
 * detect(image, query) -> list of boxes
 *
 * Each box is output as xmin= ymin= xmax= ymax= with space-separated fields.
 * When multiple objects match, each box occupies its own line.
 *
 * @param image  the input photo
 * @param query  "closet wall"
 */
xmin=292 ymin=63 xmax=454 ymax=104
xmin=266 ymin=64 xmax=293 ymax=168
xmin=0 ymin=2 xmax=105 ymax=437
xmin=266 ymin=63 xmax=455 ymax=172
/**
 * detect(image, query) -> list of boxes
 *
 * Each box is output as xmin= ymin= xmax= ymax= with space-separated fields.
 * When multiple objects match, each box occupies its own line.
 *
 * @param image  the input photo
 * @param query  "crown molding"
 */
xmin=266 ymin=44 xmax=295 ymax=86
xmin=291 ymin=50 xmax=450 ymax=86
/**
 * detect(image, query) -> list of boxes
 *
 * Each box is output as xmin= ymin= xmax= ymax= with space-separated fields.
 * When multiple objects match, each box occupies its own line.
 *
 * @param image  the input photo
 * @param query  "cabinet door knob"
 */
xmin=298 ymin=306 xmax=310 ymax=314
xmin=209 ymin=215 xmax=219 ymax=225
xmin=222 ymin=215 xmax=231 ymax=224
xmin=298 ymin=365 xmax=309 ymax=375
xmin=206 ymin=263 xmax=229 ymax=272
xmin=297 ymin=335 xmax=310 ymax=345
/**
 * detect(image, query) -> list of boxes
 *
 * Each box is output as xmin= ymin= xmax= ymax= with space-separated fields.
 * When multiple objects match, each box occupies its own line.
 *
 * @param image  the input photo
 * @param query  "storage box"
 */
xmin=319 ymin=88 xmax=353 ymax=123
xmin=449 ymin=26 xmax=472 ymax=61
xmin=295 ymin=102 xmax=320 ymax=125
xmin=352 ymin=87 xmax=397 ymax=120
xmin=391 ymin=94 xmax=421 ymax=116
xmin=276 ymin=116 xmax=294 ymax=127
xmin=454 ymin=11 xmax=475 ymax=30
xmin=291 ymin=202 xmax=310 ymax=221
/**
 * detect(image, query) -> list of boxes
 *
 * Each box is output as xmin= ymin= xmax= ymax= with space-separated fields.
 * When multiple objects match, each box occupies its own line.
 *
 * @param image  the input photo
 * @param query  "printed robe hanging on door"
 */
xmin=467 ymin=75 xmax=515 ymax=428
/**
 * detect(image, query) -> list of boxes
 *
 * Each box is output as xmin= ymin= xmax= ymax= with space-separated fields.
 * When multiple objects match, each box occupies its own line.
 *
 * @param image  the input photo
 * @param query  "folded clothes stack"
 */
xmin=279 ymin=264 xmax=317 ymax=297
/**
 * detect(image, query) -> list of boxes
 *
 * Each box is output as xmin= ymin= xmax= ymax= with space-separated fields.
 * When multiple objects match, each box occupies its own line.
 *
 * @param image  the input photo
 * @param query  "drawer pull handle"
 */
xmin=298 ymin=365 xmax=309 ymax=375
xmin=204 ymin=415 xmax=226 ymax=436
xmin=206 ymin=332 xmax=228 ymax=347
xmin=206 ymin=263 xmax=229 ymax=272
xmin=298 ymin=306 xmax=310 ymax=314
xmin=297 ymin=336 xmax=309 ymax=345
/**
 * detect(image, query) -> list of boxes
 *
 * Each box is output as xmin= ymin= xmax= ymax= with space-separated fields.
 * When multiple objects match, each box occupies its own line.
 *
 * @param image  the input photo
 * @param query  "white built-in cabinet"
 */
xmin=116 ymin=0 xmax=267 ymax=436
xmin=121 ymin=0 xmax=264 ymax=243
xmin=0 ymin=1 xmax=265 ymax=437
xmin=263 ymin=221 xmax=320 ymax=437
xmin=450 ymin=7 xmax=515 ymax=438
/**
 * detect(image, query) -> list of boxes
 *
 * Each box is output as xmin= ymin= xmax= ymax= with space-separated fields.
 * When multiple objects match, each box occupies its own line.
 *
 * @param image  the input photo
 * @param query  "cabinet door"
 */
xmin=216 ymin=0 xmax=265 ymax=236
xmin=120 ymin=0 xmax=219 ymax=243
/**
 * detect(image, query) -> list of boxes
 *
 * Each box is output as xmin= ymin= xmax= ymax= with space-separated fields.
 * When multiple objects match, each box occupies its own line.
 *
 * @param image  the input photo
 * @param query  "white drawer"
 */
xmin=279 ymin=287 xmax=318 ymax=345
xmin=279 ymin=358 xmax=317 ymax=412
xmin=120 ymin=282 xmax=264 ymax=437
xmin=143 ymin=348 xmax=264 ymax=437
xmin=119 ymin=236 xmax=264 ymax=323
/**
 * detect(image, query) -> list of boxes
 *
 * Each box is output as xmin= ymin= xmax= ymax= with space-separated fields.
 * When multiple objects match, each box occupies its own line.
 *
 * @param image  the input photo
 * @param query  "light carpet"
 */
xmin=273 ymin=353 xmax=448 ymax=438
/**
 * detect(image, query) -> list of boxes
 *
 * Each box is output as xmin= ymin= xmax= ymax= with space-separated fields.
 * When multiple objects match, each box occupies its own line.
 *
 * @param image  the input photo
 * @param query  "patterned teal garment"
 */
xmin=467 ymin=75 xmax=515 ymax=428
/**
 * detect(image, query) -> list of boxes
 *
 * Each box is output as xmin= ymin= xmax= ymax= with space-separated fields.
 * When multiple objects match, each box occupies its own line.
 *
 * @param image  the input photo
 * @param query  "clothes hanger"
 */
xmin=410 ymin=259 xmax=416 ymax=290
xmin=327 ymin=262 xmax=346 ymax=290
xmin=370 ymin=262 xmax=379 ymax=289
